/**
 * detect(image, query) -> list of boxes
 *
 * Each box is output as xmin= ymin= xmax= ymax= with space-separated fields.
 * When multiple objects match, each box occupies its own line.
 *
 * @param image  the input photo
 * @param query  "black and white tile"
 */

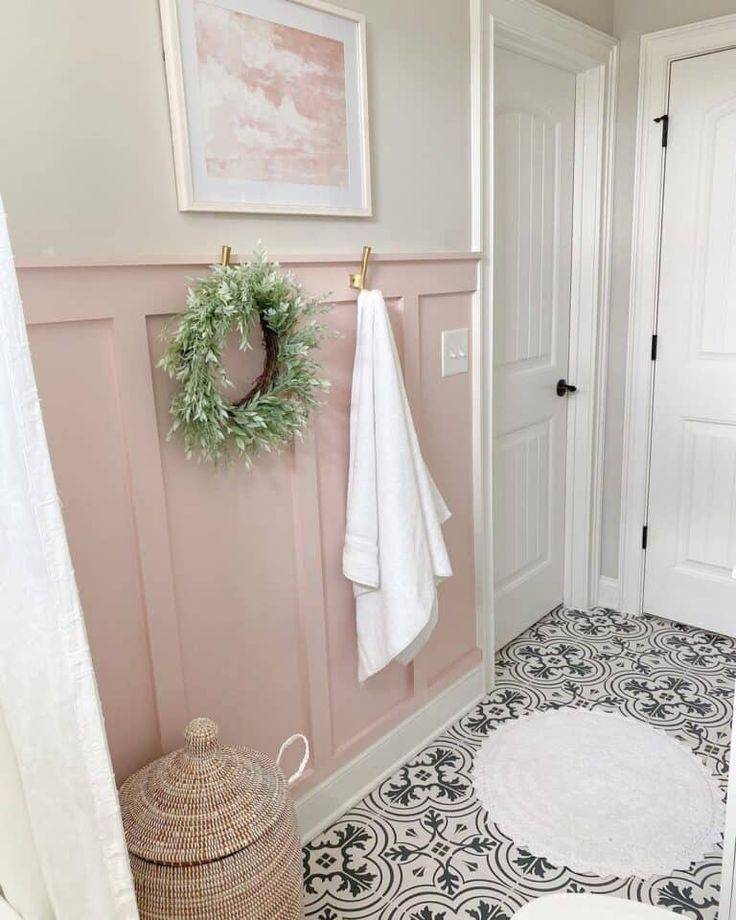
xmin=303 ymin=607 xmax=735 ymax=919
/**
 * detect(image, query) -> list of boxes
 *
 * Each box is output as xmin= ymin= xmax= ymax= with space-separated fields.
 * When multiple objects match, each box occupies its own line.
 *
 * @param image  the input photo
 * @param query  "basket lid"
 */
xmin=119 ymin=718 xmax=289 ymax=866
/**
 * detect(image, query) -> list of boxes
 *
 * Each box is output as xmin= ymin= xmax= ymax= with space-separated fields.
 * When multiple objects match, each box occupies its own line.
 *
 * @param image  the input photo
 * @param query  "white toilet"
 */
xmin=516 ymin=894 xmax=674 ymax=918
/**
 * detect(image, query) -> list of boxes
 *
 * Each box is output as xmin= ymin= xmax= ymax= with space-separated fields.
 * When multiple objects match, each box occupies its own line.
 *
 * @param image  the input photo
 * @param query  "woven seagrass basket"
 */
xmin=119 ymin=717 xmax=309 ymax=920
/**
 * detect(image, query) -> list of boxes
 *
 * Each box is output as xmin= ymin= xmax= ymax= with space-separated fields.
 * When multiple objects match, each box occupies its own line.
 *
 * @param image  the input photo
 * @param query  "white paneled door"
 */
xmin=493 ymin=47 xmax=576 ymax=649
xmin=644 ymin=49 xmax=736 ymax=635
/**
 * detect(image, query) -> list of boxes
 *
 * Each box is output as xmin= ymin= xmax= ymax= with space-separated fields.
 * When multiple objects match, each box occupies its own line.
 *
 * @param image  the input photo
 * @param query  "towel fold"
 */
xmin=343 ymin=289 xmax=452 ymax=681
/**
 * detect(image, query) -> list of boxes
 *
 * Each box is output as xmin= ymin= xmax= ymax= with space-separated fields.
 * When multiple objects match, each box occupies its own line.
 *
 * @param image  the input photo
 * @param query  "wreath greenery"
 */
xmin=159 ymin=247 xmax=329 ymax=465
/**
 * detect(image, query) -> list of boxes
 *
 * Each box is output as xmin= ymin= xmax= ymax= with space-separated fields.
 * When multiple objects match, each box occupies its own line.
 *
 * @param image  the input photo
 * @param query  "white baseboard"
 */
xmin=597 ymin=575 xmax=621 ymax=610
xmin=296 ymin=664 xmax=485 ymax=843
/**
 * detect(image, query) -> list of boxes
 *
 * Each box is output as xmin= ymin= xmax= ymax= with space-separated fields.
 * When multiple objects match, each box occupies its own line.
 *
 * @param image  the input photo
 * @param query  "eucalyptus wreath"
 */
xmin=159 ymin=247 xmax=329 ymax=465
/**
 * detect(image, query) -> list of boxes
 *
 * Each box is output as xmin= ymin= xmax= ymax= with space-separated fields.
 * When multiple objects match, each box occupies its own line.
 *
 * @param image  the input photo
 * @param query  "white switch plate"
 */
xmin=441 ymin=328 xmax=469 ymax=377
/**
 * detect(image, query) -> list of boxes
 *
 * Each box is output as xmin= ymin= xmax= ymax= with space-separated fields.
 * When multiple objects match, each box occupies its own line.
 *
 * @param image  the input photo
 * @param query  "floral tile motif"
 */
xmin=382 ymin=808 xmax=498 ymax=896
xmin=453 ymin=684 xmax=542 ymax=745
xmin=304 ymin=607 xmax=735 ymax=919
xmin=651 ymin=624 xmax=736 ymax=678
xmin=368 ymin=743 xmax=476 ymax=817
xmin=379 ymin=884 xmax=528 ymax=920
xmin=598 ymin=669 xmax=732 ymax=729
xmin=303 ymin=812 xmax=403 ymax=918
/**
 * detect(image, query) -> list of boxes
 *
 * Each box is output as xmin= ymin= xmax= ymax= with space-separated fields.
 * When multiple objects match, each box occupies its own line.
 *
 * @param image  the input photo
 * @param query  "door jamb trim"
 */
xmin=471 ymin=0 xmax=618 ymax=690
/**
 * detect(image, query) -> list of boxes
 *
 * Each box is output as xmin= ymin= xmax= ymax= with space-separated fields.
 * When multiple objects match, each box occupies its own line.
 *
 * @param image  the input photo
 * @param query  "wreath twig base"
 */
xmin=159 ymin=247 xmax=329 ymax=466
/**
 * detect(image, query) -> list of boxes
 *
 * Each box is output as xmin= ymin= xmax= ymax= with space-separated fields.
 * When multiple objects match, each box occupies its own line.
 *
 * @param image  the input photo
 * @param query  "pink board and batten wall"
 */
xmin=18 ymin=252 xmax=481 ymax=805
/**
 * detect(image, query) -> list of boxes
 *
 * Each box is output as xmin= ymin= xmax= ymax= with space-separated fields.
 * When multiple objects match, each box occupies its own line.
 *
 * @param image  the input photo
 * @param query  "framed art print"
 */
xmin=159 ymin=0 xmax=372 ymax=215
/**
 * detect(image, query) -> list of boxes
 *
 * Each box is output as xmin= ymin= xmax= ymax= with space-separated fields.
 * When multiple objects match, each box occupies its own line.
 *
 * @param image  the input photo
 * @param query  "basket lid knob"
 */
xmin=184 ymin=717 xmax=219 ymax=755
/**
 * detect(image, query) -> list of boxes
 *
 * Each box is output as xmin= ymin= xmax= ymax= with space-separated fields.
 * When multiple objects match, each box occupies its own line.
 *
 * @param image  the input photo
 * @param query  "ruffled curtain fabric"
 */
xmin=0 ymin=702 xmax=53 ymax=918
xmin=0 ymin=196 xmax=138 ymax=919
xmin=0 ymin=899 xmax=22 ymax=920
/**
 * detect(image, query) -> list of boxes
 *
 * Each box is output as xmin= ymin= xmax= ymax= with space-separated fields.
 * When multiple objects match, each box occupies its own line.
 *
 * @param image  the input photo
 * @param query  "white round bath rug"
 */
xmin=472 ymin=708 xmax=724 ymax=878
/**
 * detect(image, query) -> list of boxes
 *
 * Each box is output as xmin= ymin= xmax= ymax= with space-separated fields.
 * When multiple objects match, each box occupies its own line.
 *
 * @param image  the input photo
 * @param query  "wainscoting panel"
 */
xmin=28 ymin=317 xmax=162 ymax=780
xmin=19 ymin=253 xmax=480 ymax=798
xmin=415 ymin=291 xmax=479 ymax=691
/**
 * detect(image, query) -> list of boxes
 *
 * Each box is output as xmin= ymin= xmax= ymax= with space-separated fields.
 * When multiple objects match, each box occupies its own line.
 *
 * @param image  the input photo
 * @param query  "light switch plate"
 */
xmin=441 ymin=328 xmax=469 ymax=377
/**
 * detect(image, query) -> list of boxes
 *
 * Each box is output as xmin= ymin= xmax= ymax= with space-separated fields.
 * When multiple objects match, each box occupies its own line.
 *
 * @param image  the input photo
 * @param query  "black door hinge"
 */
xmin=654 ymin=114 xmax=669 ymax=147
xmin=642 ymin=525 xmax=649 ymax=550
xmin=651 ymin=334 xmax=658 ymax=361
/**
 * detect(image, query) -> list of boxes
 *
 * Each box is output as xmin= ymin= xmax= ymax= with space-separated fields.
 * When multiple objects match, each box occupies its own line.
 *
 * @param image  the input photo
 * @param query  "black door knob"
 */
xmin=556 ymin=379 xmax=578 ymax=397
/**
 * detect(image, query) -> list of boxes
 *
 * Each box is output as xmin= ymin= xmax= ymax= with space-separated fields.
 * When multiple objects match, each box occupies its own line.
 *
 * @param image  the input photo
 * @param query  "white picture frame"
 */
xmin=159 ymin=0 xmax=372 ymax=216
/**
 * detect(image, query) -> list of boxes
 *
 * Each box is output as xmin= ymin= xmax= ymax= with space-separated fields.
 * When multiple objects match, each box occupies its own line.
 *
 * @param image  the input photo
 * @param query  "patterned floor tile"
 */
xmin=303 ymin=811 xmax=405 ymax=918
xmin=304 ymin=607 xmax=736 ymax=918
xmin=378 ymin=883 xmax=527 ymax=920
xmin=366 ymin=741 xmax=477 ymax=818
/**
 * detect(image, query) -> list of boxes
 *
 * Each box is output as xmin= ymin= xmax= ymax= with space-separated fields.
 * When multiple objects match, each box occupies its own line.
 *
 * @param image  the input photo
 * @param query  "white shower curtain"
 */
xmin=0 ymin=196 xmax=138 ymax=919
xmin=0 ymin=703 xmax=52 ymax=919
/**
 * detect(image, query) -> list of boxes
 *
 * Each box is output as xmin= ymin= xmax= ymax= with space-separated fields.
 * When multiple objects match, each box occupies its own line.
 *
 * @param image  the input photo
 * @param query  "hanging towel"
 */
xmin=343 ymin=289 xmax=452 ymax=681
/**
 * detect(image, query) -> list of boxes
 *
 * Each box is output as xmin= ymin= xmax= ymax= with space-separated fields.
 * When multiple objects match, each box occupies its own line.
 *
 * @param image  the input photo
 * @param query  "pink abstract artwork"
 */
xmin=194 ymin=0 xmax=349 ymax=188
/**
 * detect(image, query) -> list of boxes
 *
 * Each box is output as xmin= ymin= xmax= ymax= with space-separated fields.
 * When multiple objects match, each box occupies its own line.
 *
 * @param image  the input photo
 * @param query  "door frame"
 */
xmin=619 ymin=14 xmax=736 ymax=619
xmin=471 ymin=0 xmax=618 ymax=686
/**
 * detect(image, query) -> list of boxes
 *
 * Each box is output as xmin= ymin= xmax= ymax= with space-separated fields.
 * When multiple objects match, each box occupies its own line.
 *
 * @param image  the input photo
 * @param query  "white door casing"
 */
xmin=492 ymin=46 xmax=576 ymax=649
xmin=643 ymin=48 xmax=736 ymax=634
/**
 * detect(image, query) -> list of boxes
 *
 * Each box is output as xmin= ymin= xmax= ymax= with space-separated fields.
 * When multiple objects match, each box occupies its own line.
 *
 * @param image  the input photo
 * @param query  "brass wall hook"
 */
xmin=220 ymin=244 xmax=232 ymax=267
xmin=349 ymin=246 xmax=372 ymax=291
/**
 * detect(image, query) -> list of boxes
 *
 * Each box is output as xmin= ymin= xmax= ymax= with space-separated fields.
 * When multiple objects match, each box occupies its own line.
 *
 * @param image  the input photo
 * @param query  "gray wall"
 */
xmin=543 ymin=0 xmax=613 ymax=33
xmin=600 ymin=0 xmax=736 ymax=579
xmin=0 ymin=0 xmax=471 ymax=261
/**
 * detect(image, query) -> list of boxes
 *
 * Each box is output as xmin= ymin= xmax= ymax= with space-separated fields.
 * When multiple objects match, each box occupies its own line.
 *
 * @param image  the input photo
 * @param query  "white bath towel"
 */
xmin=343 ymin=289 xmax=452 ymax=681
